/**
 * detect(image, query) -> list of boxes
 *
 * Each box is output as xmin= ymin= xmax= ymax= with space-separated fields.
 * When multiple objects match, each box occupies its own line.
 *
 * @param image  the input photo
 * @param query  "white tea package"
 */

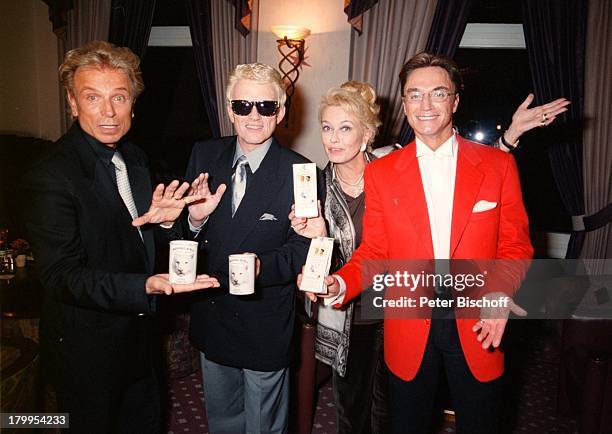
xmin=299 ymin=237 xmax=335 ymax=294
xmin=293 ymin=163 xmax=318 ymax=218
xmin=229 ymin=253 xmax=256 ymax=295
xmin=169 ymin=240 xmax=198 ymax=284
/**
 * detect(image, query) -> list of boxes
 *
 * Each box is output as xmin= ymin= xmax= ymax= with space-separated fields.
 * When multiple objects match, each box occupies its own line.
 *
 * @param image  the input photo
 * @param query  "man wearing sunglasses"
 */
xmin=143 ymin=63 xmax=314 ymax=433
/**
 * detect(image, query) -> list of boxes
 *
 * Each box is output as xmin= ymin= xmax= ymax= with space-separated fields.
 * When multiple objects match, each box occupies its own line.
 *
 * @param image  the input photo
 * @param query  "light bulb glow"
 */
xmin=271 ymin=25 xmax=311 ymax=40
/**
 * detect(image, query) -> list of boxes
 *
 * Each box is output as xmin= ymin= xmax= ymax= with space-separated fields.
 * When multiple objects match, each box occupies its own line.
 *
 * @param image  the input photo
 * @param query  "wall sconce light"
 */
xmin=271 ymin=25 xmax=311 ymax=125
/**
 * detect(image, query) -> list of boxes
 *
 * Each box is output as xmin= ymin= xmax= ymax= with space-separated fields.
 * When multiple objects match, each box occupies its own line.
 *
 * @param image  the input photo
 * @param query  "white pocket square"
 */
xmin=259 ymin=213 xmax=278 ymax=221
xmin=472 ymin=200 xmax=497 ymax=213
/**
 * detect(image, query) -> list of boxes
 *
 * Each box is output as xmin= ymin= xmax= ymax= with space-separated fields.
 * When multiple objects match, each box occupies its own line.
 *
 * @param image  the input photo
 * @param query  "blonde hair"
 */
xmin=59 ymin=40 xmax=144 ymax=99
xmin=226 ymin=63 xmax=286 ymax=106
xmin=319 ymin=81 xmax=382 ymax=148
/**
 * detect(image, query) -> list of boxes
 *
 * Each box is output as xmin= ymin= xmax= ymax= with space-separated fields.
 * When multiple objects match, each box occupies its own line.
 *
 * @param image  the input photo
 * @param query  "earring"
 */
xmin=131 ymin=112 xmax=135 ymax=118
xmin=360 ymin=143 xmax=367 ymax=152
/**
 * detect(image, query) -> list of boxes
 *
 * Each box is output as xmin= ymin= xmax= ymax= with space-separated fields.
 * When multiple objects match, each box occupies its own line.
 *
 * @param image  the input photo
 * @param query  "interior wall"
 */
xmin=0 ymin=0 xmax=61 ymax=141
xmin=257 ymin=0 xmax=352 ymax=167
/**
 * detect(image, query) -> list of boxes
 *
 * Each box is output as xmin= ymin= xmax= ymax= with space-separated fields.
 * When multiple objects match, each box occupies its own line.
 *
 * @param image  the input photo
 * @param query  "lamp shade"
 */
xmin=271 ymin=25 xmax=311 ymax=40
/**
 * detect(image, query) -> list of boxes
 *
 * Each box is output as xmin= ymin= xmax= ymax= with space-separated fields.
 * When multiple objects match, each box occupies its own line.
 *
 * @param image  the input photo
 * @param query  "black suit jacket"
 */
xmin=23 ymin=124 xmax=159 ymax=399
xmin=184 ymin=136 xmax=312 ymax=371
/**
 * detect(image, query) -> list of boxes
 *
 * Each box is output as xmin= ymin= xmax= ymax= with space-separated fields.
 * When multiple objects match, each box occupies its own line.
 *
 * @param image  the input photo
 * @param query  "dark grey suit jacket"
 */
xmin=184 ymin=136 xmax=312 ymax=371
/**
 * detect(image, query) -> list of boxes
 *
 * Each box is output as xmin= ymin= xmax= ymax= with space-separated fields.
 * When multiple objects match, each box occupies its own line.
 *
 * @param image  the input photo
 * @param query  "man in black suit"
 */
xmin=24 ymin=41 xmax=219 ymax=433
xmin=142 ymin=63 xmax=312 ymax=433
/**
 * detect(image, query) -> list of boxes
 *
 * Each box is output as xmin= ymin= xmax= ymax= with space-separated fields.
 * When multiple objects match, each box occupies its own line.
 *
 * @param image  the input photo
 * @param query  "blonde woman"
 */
xmin=291 ymin=81 xmax=391 ymax=433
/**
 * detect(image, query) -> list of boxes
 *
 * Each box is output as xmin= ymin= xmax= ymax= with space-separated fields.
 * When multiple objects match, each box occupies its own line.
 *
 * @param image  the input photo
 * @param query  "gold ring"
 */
xmin=542 ymin=113 xmax=548 ymax=122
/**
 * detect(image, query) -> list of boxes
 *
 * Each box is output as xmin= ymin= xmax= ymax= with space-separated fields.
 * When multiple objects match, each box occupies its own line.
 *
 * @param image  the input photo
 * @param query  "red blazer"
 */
xmin=336 ymin=136 xmax=533 ymax=382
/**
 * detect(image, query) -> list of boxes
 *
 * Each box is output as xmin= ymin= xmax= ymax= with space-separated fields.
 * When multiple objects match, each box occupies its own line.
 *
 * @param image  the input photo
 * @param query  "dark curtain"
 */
xmin=42 ymin=0 xmax=74 ymax=35
xmin=397 ymin=0 xmax=473 ymax=144
xmin=522 ymin=0 xmax=587 ymax=258
xmin=186 ymin=0 xmax=221 ymax=138
xmin=108 ymin=0 xmax=156 ymax=59
xmin=344 ymin=0 xmax=380 ymax=33
xmin=226 ymin=0 xmax=252 ymax=36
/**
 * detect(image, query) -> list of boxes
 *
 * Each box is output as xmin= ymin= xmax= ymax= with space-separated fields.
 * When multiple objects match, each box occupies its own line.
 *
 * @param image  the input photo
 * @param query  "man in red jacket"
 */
xmin=314 ymin=52 xmax=533 ymax=434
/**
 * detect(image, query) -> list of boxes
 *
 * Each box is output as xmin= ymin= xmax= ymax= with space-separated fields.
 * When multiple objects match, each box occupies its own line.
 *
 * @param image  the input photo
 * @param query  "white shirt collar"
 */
xmin=415 ymin=132 xmax=457 ymax=158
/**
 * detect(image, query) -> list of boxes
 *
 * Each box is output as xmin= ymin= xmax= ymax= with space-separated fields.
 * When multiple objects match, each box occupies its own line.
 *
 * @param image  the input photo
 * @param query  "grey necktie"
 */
xmin=231 ymin=155 xmax=249 ymax=217
xmin=112 ymin=151 xmax=142 ymax=240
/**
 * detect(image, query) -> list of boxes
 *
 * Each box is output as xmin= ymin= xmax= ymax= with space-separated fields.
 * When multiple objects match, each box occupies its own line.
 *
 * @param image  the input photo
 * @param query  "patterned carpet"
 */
xmin=166 ymin=322 xmax=578 ymax=434
xmin=311 ymin=383 xmax=337 ymax=433
xmin=167 ymin=374 xmax=208 ymax=433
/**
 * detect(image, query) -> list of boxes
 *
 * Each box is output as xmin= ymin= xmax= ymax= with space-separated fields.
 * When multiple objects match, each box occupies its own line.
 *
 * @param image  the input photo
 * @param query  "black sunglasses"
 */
xmin=230 ymin=100 xmax=280 ymax=117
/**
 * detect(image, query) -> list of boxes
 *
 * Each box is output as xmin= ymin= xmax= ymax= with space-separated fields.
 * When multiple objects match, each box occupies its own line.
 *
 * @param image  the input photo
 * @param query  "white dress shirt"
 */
xmin=331 ymin=133 xmax=459 ymax=304
xmin=416 ymin=134 xmax=458 ymax=260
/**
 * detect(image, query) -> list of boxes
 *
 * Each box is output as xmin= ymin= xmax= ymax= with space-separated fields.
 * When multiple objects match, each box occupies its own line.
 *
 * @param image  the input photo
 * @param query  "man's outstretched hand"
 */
xmin=132 ymin=178 xmax=206 ymax=227
xmin=187 ymin=173 xmax=227 ymax=227
xmin=145 ymin=273 xmax=220 ymax=295
xmin=504 ymin=94 xmax=570 ymax=144
xmin=472 ymin=292 xmax=527 ymax=349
